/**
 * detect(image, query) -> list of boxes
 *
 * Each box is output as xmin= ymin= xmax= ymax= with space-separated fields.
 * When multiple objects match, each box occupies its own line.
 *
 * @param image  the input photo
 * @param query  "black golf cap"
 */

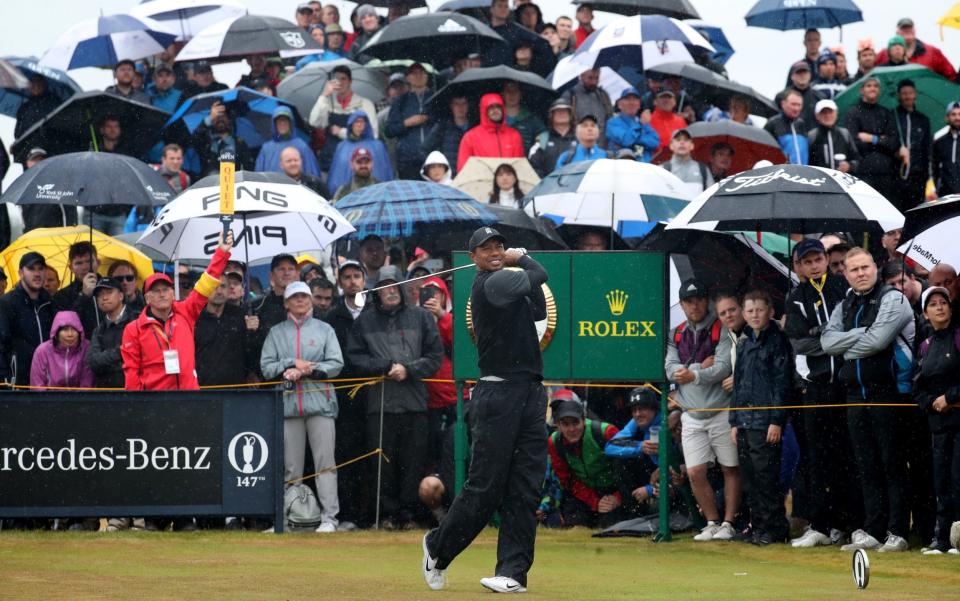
xmin=794 ymin=238 xmax=826 ymax=259
xmin=224 ymin=271 xmax=244 ymax=283
xmin=468 ymin=226 xmax=506 ymax=250
xmin=270 ymin=253 xmax=297 ymax=270
xmin=93 ymin=277 xmax=122 ymax=295
xmin=578 ymin=114 xmax=598 ymax=125
xmin=551 ymin=389 xmax=584 ymax=421
xmin=19 ymin=252 xmax=46 ymax=269
xmin=628 ymin=387 xmax=659 ymax=411
xmin=678 ymin=278 xmax=708 ymax=300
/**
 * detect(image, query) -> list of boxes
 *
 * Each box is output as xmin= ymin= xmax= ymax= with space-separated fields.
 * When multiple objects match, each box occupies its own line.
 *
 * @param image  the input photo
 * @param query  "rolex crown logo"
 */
xmin=606 ymin=289 xmax=628 ymax=316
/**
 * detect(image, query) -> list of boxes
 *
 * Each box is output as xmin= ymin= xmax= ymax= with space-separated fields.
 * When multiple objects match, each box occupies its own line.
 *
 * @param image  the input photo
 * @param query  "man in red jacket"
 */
xmin=875 ymin=18 xmax=957 ymax=81
xmin=456 ymin=94 xmax=524 ymax=172
xmin=121 ymin=232 xmax=233 ymax=390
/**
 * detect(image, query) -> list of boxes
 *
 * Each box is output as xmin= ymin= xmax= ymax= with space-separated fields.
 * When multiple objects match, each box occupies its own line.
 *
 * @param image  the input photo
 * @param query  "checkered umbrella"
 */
xmin=335 ymin=180 xmax=498 ymax=242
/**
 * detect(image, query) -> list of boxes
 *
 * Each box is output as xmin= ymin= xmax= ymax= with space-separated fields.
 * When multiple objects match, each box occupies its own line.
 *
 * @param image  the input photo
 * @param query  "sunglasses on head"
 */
xmin=114 ymin=275 xmax=136 ymax=282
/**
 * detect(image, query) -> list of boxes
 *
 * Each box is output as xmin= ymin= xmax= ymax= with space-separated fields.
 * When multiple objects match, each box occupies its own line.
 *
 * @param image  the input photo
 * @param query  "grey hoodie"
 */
xmin=664 ymin=311 xmax=733 ymax=418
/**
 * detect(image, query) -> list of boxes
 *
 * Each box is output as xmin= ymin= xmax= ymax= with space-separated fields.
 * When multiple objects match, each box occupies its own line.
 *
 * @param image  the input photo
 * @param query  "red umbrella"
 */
xmin=653 ymin=120 xmax=786 ymax=176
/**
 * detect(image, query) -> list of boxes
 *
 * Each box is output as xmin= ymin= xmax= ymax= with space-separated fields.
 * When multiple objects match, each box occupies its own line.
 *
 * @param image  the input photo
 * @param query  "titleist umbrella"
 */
xmin=898 ymin=195 xmax=960 ymax=271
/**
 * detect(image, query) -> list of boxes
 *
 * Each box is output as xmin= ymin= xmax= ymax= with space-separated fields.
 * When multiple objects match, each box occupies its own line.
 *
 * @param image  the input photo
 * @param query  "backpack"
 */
xmin=284 ymin=483 xmax=323 ymax=530
xmin=673 ymin=319 xmax=722 ymax=347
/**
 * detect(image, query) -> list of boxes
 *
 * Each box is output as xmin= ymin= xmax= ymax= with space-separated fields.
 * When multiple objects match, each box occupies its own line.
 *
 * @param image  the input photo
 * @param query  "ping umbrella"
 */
xmin=572 ymin=0 xmax=700 ymax=19
xmin=453 ymin=157 xmax=541 ymax=203
xmin=834 ymin=65 xmax=960 ymax=125
xmin=277 ymin=59 xmax=386 ymax=119
xmin=646 ymin=62 xmax=778 ymax=118
xmin=40 ymin=14 xmax=178 ymax=70
xmin=175 ymin=14 xmax=322 ymax=62
xmin=129 ymin=0 xmax=248 ymax=41
xmin=746 ymin=0 xmax=863 ymax=31
xmin=898 ymin=195 xmax=960 ymax=271
xmin=359 ymin=13 xmax=505 ymax=70
xmin=10 ymin=91 xmax=171 ymax=163
xmin=138 ymin=171 xmax=354 ymax=261
xmin=428 ymin=65 xmax=557 ymax=117
xmin=0 ymin=57 xmax=82 ymax=119
xmin=522 ymin=159 xmax=692 ymax=239
xmin=666 ymin=164 xmax=904 ymax=234
xmin=652 ymin=121 xmax=787 ymax=175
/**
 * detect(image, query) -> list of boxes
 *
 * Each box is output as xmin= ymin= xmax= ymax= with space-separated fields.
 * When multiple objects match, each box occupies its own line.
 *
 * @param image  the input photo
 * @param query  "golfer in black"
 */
xmin=422 ymin=227 xmax=549 ymax=594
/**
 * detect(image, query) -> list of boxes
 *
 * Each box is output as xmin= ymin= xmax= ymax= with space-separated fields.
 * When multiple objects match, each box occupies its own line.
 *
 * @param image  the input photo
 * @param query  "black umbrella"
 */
xmin=10 ymin=91 xmax=170 ymax=163
xmin=558 ymin=224 xmax=633 ymax=250
xmin=174 ymin=14 xmax=323 ymax=62
xmin=572 ymin=0 xmax=700 ymax=19
xmin=901 ymin=195 xmax=960 ymax=241
xmin=428 ymin=65 xmax=557 ymax=116
xmin=421 ymin=204 xmax=567 ymax=252
xmin=366 ymin=0 xmax=428 ymax=7
xmin=647 ymin=62 xmax=777 ymax=117
xmin=359 ymin=13 xmax=506 ymax=70
xmin=436 ymin=0 xmax=490 ymax=12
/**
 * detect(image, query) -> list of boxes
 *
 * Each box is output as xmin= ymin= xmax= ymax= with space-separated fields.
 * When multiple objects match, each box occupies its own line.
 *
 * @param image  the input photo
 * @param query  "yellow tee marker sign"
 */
xmin=219 ymin=151 xmax=235 ymax=237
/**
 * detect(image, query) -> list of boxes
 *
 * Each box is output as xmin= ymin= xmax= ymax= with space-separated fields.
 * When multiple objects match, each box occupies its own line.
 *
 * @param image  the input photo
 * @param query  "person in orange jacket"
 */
xmin=121 ymin=232 xmax=233 ymax=391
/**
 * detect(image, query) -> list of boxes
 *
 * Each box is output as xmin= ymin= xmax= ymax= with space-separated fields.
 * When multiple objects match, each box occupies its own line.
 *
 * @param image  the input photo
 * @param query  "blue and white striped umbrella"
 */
xmin=570 ymin=14 xmax=714 ymax=75
xmin=522 ymin=159 xmax=693 ymax=238
xmin=130 ymin=0 xmax=248 ymax=42
xmin=39 ymin=14 xmax=177 ymax=70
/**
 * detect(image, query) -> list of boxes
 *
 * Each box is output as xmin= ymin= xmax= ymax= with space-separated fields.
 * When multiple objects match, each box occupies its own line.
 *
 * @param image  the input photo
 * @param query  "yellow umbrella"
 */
xmin=452 ymin=157 xmax=541 ymax=203
xmin=940 ymin=3 xmax=960 ymax=38
xmin=0 ymin=226 xmax=155 ymax=291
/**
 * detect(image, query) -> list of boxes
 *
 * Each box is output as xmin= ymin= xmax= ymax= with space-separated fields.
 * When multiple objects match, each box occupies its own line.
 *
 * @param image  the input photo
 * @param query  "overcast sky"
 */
xmin=1 ymin=0 xmax=956 ymax=189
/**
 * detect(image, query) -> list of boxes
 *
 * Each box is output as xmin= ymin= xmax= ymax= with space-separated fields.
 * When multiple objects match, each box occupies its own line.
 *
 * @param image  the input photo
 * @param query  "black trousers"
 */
xmin=366 ymin=411 xmax=428 ymax=524
xmin=846 ymin=403 xmax=909 ymax=539
xmin=801 ymin=382 xmax=862 ymax=533
xmin=428 ymin=379 xmax=547 ymax=587
xmin=737 ymin=428 xmax=787 ymax=538
xmin=931 ymin=428 xmax=960 ymax=544
xmin=902 ymin=404 xmax=936 ymax=542
xmin=893 ymin=171 xmax=928 ymax=213
xmin=335 ymin=392 xmax=370 ymax=526
xmin=560 ymin=495 xmax=628 ymax=528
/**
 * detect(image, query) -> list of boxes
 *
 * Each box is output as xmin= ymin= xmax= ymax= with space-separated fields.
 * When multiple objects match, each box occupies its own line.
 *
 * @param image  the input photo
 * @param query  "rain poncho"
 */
xmin=30 ymin=310 xmax=94 ymax=389
xmin=327 ymin=111 xmax=393 ymax=194
xmin=254 ymin=105 xmax=322 ymax=177
xmin=420 ymin=150 xmax=452 ymax=186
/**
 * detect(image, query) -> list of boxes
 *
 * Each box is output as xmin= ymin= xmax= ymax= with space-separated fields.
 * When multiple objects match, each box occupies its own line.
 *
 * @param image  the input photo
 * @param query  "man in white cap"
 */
xmin=806 ymin=98 xmax=860 ymax=173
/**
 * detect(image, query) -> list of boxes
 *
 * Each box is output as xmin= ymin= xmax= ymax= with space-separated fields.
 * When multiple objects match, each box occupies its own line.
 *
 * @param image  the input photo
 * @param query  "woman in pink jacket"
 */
xmin=30 ymin=310 xmax=94 ymax=389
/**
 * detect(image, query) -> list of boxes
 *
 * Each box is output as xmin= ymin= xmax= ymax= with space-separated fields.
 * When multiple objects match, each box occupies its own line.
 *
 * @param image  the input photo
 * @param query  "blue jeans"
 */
xmin=90 ymin=213 xmax=127 ymax=236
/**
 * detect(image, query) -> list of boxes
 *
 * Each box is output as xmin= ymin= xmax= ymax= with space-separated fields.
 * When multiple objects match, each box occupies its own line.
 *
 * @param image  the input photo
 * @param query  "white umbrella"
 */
xmin=175 ymin=14 xmax=322 ymax=62
xmin=130 ymin=0 xmax=248 ymax=42
xmin=550 ymin=52 xmax=634 ymax=99
xmin=523 ymin=159 xmax=693 ymax=237
xmin=138 ymin=171 xmax=354 ymax=261
xmin=898 ymin=195 xmax=960 ymax=271
xmin=40 ymin=14 xmax=178 ymax=70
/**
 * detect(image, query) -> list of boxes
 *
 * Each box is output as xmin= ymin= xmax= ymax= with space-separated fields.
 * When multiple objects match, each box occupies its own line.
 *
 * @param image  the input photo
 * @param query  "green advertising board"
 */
xmin=452 ymin=251 xmax=666 ymax=382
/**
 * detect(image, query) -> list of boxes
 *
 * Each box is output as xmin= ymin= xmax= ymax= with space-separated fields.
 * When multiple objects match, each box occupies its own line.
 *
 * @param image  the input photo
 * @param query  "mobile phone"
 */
xmin=419 ymin=286 xmax=436 ymax=306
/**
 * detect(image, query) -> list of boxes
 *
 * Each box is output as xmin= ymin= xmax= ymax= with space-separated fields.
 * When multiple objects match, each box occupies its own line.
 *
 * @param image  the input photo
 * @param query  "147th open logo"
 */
xmin=227 ymin=432 xmax=268 ymax=474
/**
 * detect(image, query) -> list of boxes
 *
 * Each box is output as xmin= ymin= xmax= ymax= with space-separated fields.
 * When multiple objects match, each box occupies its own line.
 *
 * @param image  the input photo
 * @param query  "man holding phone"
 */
xmin=308 ymin=65 xmax=378 ymax=171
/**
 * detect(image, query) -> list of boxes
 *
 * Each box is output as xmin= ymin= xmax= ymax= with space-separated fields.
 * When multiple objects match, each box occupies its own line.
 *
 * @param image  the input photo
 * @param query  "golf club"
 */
xmin=353 ymin=263 xmax=476 ymax=309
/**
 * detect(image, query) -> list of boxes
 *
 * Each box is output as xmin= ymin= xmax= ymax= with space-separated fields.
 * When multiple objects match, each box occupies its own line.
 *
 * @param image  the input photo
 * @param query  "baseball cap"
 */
xmin=947 ymin=101 xmax=960 ymax=115
xmin=388 ymin=72 xmax=406 ymax=86
xmin=324 ymin=23 xmax=344 ymax=35
xmin=19 ymin=251 xmax=46 ymax=269
xmin=26 ymin=147 xmax=47 ymax=160
xmin=352 ymin=147 xmax=372 ymax=162
xmin=888 ymin=35 xmax=906 ymax=51
xmin=616 ymin=147 xmax=636 ymax=160
xmin=93 ymin=277 xmax=122 ymax=295
xmin=338 ymin=259 xmax=365 ymax=275
xmin=224 ymin=271 xmax=244 ymax=283
xmin=672 ymin=128 xmax=692 ymax=140
xmin=357 ymin=3 xmax=377 ymax=19
xmin=270 ymin=253 xmax=297 ymax=270
xmin=628 ymin=387 xmax=659 ymax=411
xmin=155 ymin=64 xmax=173 ymax=75
xmin=578 ymin=114 xmax=598 ymax=125
xmin=816 ymin=51 xmax=837 ymax=65
xmin=297 ymin=3 xmax=314 ymax=13
xmin=143 ymin=272 xmax=173 ymax=292
xmin=794 ymin=238 xmax=826 ymax=259
xmin=678 ymin=278 xmax=708 ymax=301
xmin=283 ymin=281 xmax=311 ymax=300
xmin=194 ymin=61 xmax=213 ymax=72
xmin=550 ymin=389 xmax=584 ymax=421
xmin=619 ymin=86 xmax=641 ymax=100
xmin=922 ymin=286 xmax=951 ymax=310
xmin=548 ymin=98 xmax=573 ymax=113
xmin=376 ymin=265 xmax=402 ymax=285
xmin=896 ymin=17 xmax=914 ymax=29
xmin=815 ymin=98 xmax=838 ymax=114
xmin=790 ymin=60 xmax=811 ymax=74
xmin=656 ymin=88 xmax=675 ymax=98
xmin=468 ymin=226 xmax=506 ymax=250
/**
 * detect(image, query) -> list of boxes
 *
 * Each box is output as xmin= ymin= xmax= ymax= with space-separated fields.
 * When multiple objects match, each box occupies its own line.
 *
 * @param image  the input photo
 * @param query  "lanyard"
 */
xmin=150 ymin=318 xmax=175 ymax=351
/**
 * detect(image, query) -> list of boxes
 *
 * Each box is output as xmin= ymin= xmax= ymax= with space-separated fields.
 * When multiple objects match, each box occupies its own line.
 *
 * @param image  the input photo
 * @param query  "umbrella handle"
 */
xmin=88 ymin=122 xmax=99 ymax=153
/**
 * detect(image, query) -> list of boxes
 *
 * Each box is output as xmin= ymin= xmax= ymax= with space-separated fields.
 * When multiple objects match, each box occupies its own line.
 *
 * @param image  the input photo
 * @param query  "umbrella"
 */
xmin=453 ymin=157 xmax=541 ymax=202
xmin=366 ymin=0 xmax=427 ymax=7
xmin=1 ymin=152 xmax=173 ymax=213
xmin=163 ymin=86 xmax=310 ymax=149
xmin=834 ymin=65 xmax=960 ymax=126
xmin=0 ymin=226 xmax=156 ymax=291
xmin=685 ymin=20 xmax=734 ymax=65
xmin=39 ymin=14 xmax=178 ymax=70
xmin=436 ymin=0 xmax=490 ymax=12
xmin=0 ymin=57 xmax=82 ymax=119
xmin=550 ymin=54 xmax=636 ymax=99
xmin=572 ymin=0 xmax=700 ymax=19
xmin=745 ymin=0 xmax=863 ymax=31
xmin=138 ymin=171 xmax=354 ymax=261
xmin=130 ymin=0 xmax=248 ymax=41
xmin=0 ymin=58 xmax=28 ymax=90
xmin=358 ymin=13 xmax=505 ymax=71
xmin=175 ymin=14 xmax=322 ymax=62
xmin=898 ymin=195 xmax=960 ymax=271
xmin=10 ymin=91 xmax=171 ymax=163
xmin=336 ymin=180 xmax=498 ymax=242
xmin=417 ymin=204 xmax=567 ymax=252
xmin=429 ymin=65 xmax=557 ymax=117
xmin=665 ymin=164 xmax=904 ymax=234
xmin=522 ymin=159 xmax=692 ymax=239
xmin=636 ymin=225 xmax=798 ymax=317
xmin=647 ymin=62 xmax=778 ymax=117
xmin=941 ymin=4 xmax=960 ymax=36
xmin=277 ymin=58 xmax=387 ymax=118
xmin=652 ymin=121 xmax=787 ymax=175
xmin=570 ymin=14 xmax=714 ymax=74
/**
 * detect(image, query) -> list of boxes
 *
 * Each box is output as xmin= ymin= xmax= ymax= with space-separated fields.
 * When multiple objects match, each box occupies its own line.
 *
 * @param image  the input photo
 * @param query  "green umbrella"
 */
xmin=835 ymin=64 xmax=960 ymax=126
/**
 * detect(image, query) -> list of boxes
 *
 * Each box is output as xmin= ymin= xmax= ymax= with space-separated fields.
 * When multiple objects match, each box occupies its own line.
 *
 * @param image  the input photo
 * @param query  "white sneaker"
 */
xmin=712 ymin=522 xmax=735 ymax=541
xmin=792 ymin=528 xmax=832 ymax=548
xmin=315 ymin=522 xmax=336 ymax=533
xmin=422 ymin=533 xmax=447 ymax=591
xmin=693 ymin=521 xmax=720 ymax=542
xmin=948 ymin=548 xmax=959 ymax=555
xmin=840 ymin=529 xmax=880 ymax=552
xmin=877 ymin=533 xmax=908 ymax=553
xmin=790 ymin=526 xmax=811 ymax=545
xmin=480 ymin=576 xmax=526 ymax=593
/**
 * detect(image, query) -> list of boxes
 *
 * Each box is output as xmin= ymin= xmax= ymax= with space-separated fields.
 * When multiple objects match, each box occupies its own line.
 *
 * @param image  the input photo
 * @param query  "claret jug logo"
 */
xmin=606 ymin=289 xmax=628 ymax=316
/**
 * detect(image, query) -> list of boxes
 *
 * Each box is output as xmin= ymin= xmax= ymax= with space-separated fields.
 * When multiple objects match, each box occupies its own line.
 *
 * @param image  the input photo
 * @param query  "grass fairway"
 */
xmin=1 ymin=528 xmax=958 ymax=601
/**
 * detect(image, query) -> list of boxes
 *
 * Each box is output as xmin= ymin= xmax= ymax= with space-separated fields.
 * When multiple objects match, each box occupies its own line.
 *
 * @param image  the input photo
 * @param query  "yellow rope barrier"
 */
xmin=284 ymin=448 xmax=389 ymax=485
